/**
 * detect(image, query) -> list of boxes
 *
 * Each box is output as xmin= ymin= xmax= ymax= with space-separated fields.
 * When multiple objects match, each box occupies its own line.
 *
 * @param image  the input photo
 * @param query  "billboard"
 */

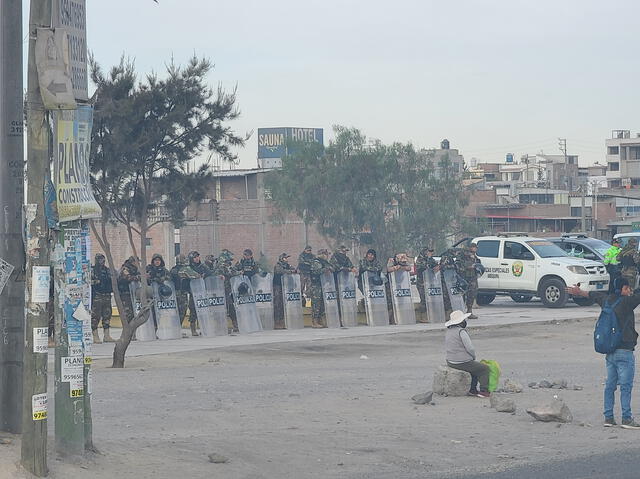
xmin=258 ymin=127 xmax=324 ymax=159
xmin=53 ymin=105 xmax=101 ymax=222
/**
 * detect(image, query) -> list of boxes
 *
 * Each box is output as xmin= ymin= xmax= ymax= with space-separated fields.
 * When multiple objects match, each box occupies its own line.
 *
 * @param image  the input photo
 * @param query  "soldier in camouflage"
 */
xmin=438 ymin=247 xmax=462 ymax=319
xmin=331 ymin=245 xmax=357 ymax=274
xmin=117 ymin=256 xmax=141 ymax=325
xmin=170 ymin=254 xmax=201 ymax=333
xmin=91 ymin=253 xmax=114 ymax=344
xmin=386 ymin=252 xmax=412 ymax=325
xmin=146 ymin=253 xmax=170 ymax=285
xmin=297 ymin=246 xmax=314 ymax=307
xmin=273 ymin=253 xmax=296 ymax=329
xmin=358 ymin=248 xmax=383 ymax=292
xmin=215 ymin=249 xmax=240 ymax=332
xmin=235 ymin=249 xmax=260 ymax=278
xmin=204 ymin=254 xmax=217 ymax=272
xmin=415 ymin=247 xmax=438 ymax=313
xmin=310 ymin=249 xmax=333 ymax=328
xmin=618 ymin=238 xmax=640 ymax=289
xmin=186 ymin=251 xmax=212 ymax=336
xmin=458 ymin=243 xmax=481 ymax=319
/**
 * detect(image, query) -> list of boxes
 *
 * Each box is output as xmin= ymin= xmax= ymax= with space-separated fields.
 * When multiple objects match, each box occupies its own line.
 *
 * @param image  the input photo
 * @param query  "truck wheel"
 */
xmin=573 ymin=297 xmax=596 ymax=307
xmin=510 ymin=294 xmax=533 ymax=303
xmin=476 ymin=293 xmax=496 ymax=306
xmin=539 ymin=278 xmax=567 ymax=308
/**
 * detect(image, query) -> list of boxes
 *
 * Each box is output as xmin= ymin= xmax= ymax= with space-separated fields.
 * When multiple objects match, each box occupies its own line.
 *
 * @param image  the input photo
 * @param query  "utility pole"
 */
xmin=558 ymin=138 xmax=569 ymax=190
xmin=22 ymin=1 xmax=52 ymax=476
xmin=581 ymin=184 xmax=586 ymax=232
xmin=0 ymin=0 xmax=26 ymax=434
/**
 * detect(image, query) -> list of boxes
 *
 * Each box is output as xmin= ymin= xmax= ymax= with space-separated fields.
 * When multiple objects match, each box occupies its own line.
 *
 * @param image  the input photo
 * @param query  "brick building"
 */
xmin=91 ymin=168 xmax=333 ymax=270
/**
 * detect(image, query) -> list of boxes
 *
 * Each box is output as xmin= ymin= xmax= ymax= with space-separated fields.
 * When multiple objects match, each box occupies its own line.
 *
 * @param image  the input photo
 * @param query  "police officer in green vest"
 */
xmin=605 ymin=238 xmax=622 ymax=293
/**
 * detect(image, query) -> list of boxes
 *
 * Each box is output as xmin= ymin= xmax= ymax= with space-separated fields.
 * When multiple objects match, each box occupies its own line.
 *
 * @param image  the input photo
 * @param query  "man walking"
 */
xmin=568 ymin=279 xmax=640 ymax=429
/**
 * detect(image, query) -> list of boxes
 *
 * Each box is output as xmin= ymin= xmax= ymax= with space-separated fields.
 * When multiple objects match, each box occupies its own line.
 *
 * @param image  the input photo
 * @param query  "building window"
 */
xmin=610 ymin=162 xmax=620 ymax=171
xmin=631 ymin=147 xmax=640 ymax=160
xmin=608 ymin=146 xmax=619 ymax=155
xmin=145 ymin=238 xmax=151 ymax=247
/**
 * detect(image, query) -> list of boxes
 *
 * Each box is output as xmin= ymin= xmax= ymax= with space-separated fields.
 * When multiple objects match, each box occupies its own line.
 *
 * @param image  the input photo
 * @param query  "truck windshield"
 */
xmin=526 ymin=241 xmax=568 ymax=258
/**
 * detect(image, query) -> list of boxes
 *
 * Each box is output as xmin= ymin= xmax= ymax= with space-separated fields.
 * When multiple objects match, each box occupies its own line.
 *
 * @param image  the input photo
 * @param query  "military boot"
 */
xmin=93 ymin=330 xmax=103 ymax=344
xmin=190 ymin=321 xmax=200 ymax=337
xmin=103 ymin=328 xmax=115 ymax=342
xmin=467 ymin=308 xmax=478 ymax=320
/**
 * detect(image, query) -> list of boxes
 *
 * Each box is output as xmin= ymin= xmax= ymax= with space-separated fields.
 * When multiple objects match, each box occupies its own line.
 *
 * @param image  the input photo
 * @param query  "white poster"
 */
xmin=32 ymin=393 xmax=47 ymax=421
xmin=31 ymin=266 xmax=50 ymax=303
xmin=33 ymin=327 xmax=49 ymax=353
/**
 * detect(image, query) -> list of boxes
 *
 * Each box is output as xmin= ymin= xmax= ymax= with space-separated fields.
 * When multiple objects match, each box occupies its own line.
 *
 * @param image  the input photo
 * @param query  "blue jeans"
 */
xmin=604 ymin=349 xmax=635 ymax=420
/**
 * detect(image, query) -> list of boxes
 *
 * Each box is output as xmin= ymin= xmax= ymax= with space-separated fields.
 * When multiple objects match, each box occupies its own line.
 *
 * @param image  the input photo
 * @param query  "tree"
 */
xmin=89 ymin=55 xmax=246 ymax=367
xmin=265 ymin=126 xmax=468 ymax=258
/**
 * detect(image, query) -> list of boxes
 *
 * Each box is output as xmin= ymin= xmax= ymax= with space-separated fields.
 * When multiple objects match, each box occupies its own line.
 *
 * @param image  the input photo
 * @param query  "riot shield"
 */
xmin=130 ymin=281 xmax=156 ymax=341
xmin=251 ymin=273 xmax=274 ymax=330
xmin=320 ymin=272 xmax=341 ymax=328
xmin=152 ymin=280 xmax=181 ymax=340
xmin=230 ymin=275 xmax=263 ymax=334
xmin=389 ymin=270 xmax=416 ymax=325
xmin=337 ymin=271 xmax=358 ymax=327
xmin=282 ymin=273 xmax=304 ymax=329
xmin=442 ymin=269 xmax=466 ymax=313
xmin=362 ymin=271 xmax=389 ymax=326
xmin=203 ymin=275 xmax=229 ymax=336
xmin=190 ymin=277 xmax=227 ymax=337
xmin=423 ymin=269 xmax=446 ymax=323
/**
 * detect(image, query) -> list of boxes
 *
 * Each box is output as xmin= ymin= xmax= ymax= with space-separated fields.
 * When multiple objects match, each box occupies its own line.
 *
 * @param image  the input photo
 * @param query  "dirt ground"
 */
xmin=1 ymin=318 xmax=638 ymax=479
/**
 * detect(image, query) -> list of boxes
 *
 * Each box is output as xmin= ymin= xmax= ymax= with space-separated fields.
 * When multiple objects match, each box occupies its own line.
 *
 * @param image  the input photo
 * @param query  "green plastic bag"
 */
xmin=480 ymin=359 xmax=501 ymax=393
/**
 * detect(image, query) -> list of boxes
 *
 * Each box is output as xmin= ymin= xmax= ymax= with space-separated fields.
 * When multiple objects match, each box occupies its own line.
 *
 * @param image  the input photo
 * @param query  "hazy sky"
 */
xmin=24 ymin=0 xmax=640 ymax=168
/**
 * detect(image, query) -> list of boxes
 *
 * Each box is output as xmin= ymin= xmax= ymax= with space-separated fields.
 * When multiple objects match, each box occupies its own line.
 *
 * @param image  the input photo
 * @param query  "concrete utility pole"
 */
xmin=580 ymin=185 xmax=586 ymax=232
xmin=0 ymin=0 xmax=26 ymax=434
xmin=22 ymin=0 xmax=52 ymax=476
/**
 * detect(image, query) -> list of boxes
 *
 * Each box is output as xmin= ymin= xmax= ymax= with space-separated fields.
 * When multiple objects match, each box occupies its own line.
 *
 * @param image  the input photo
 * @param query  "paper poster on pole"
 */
xmin=32 ymin=393 xmax=47 ymax=421
xmin=31 ymin=266 xmax=50 ymax=303
xmin=0 ymin=258 xmax=15 ymax=295
xmin=53 ymin=106 xmax=101 ymax=221
xmin=33 ymin=327 xmax=49 ymax=353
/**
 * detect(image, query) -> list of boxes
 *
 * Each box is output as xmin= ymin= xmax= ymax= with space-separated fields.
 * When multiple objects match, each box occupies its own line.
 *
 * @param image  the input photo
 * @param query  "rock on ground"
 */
xmin=433 ymin=366 xmax=472 ymax=397
xmin=490 ymin=393 xmax=516 ymax=413
xmin=411 ymin=391 xmax=433 ymax=405
xmin=526 ymin=399 xmax=573 ymax=423
xmin=502 ymin=379 xmax=523 ymax=393
xmin=208 ymin=453 xmax=229 ymax=464
xmin=538 ymin=380 xmax=552 ymax=388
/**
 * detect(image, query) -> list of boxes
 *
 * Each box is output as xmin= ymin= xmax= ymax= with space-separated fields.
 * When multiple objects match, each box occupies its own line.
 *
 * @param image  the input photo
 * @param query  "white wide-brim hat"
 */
xmin=445 ymin=310 xmax=471 ymax=327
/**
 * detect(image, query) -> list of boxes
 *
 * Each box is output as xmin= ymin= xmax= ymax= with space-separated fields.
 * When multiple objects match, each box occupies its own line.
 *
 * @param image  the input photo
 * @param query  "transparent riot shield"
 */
xmin=389 ymin=270 xmax=416 ymax=325
xmin=442 ymin=269 xmax=466 ymax=313
xmin=423 ymin=269 xmax=446 ymax=323
xmin=190 ymin=277 xmax=227 ymax=337
xmin=363 ymin=271 xmax=389 ymax=326
xmin=337 ymin=271 xmax=358 ymax=327
xmin=230 ymin=275 xmax=263 ymax=334
xmin=251 ymin=273 xmax=274 ymax=330
xmin=203 ymin=275 xmax=229 ymax=336
xmin=152 ymin=280 xmax=181 ymax=340
xmin=130 ymin=281 xmax=156 ymax=341
xmin=320 ymin=272 xmax=341 ymax=328
xmin=282 ymin=273 xmax=304 ymax=329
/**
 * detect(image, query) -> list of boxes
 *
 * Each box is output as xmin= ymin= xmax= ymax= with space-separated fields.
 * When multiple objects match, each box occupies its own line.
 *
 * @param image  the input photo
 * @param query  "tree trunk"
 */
xmin=111 ymin=305 xmax=150 ymax=368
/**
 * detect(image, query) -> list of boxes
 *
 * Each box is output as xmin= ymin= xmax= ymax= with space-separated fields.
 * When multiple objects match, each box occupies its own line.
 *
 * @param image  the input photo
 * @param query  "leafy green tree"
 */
xmin=266 ymin=126 xmax=468 ymax=258
xmin=89 ymin=55 xmax=246 ymax=367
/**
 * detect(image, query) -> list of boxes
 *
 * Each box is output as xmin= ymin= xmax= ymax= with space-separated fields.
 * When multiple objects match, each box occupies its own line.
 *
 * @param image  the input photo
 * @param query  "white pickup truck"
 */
xmin=463 ymin=234 xmax=609 ymax=308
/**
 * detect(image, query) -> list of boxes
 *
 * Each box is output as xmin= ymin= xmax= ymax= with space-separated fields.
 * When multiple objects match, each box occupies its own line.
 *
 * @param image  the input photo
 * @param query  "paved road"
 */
xmin=84 ymin=296 xmax=600 ymax=361
xmin=455 ymin=448 xmax=640 ymax=479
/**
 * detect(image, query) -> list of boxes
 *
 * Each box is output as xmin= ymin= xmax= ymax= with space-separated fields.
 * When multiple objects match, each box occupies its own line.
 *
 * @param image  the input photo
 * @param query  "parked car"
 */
xmin=547 ymin=234 xmax=612 ymax=263
xmin=451 ymin=233 xmax=609 ymax=308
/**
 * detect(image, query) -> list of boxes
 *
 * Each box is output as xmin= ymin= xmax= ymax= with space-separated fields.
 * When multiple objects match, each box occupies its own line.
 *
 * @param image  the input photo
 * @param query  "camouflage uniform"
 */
xmin=458 ymin=245 xmax=480 ymax=317
xmin=187 ymin=251 xmax=212 ymax=334
xmin=235 ymin=256 xmax=260 ymax=279
xmin=358 ymin=256 xmax=383 ymax=292
xmin=310 ymin=251 xmax=333 ymax=327
xmin=618 ymin=240 xmax=640 ymax=289
xmin=385 ymin=255 xmax=412 ymax=325
xmin=273 ymin=253 xmax=296 ymax=329
xmin=439 ymin=248 xmax=462 ymax=317
xmin=146 ymin=253 xmax=171 ymax=285
xmin=215 ymin=250 xmax=239 ymax=331
xmin=297 ymin=248 xmax=315 ymax=306
xmin=91 ymin=254 xmax=113 ymax=342
xmin=330 ymin=247 xmax=354 ymax=274
xmin=415 ymin=248 xmax=437 ymax=311
xmin=170 ymin=254 xmax=200 ymax=327
xmin=117 ymin=256 xmax=141 ymax=324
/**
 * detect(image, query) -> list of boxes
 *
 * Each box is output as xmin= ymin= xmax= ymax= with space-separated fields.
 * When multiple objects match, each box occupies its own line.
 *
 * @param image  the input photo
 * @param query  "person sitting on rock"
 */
xmin=445 ymin=310 xmax=490 ymax=398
